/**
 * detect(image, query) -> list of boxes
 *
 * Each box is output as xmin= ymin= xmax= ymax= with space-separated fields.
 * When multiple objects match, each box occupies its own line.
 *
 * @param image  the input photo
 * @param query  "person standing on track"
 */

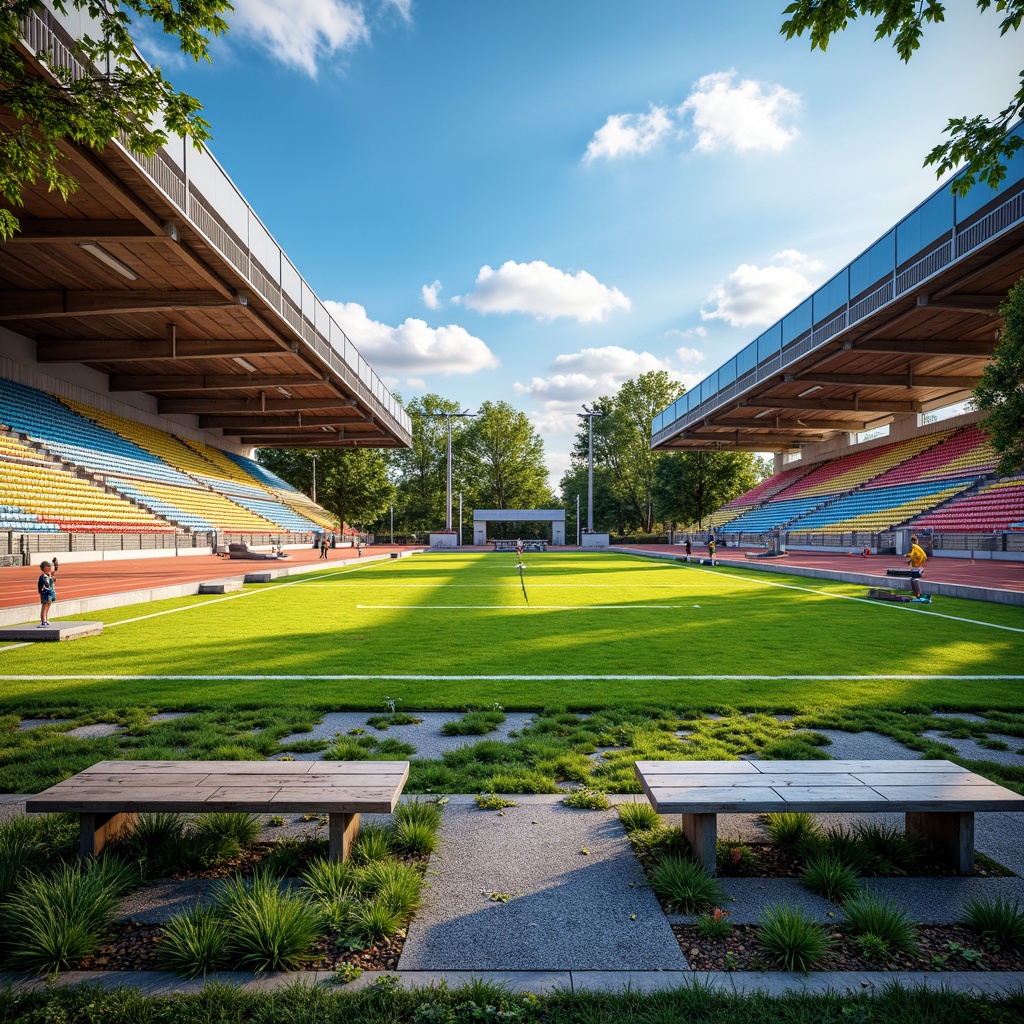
xmin=37 ymin=557 xmax=58 ymax=627
xmin=684 ymin=538 xmax=691 ymax=562
xmin=319 ymin=535 xmax=329 ymax=560
xmin=707 ymin=536 xmax=716 ymax=566
xmin=907 ymin=534 xmax=927 ymax=598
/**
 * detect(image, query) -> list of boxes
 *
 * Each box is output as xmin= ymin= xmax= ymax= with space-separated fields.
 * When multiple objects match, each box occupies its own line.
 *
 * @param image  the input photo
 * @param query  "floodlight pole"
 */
xmin=390 ymin=503 xmax=394 ymax=546
xmin=428 ymin=409 xmax=476 ymax=532
xmin=311 ymin=455 xmax=317 ymax=505
xmin=580 ymin=406 xmax=603 ymax=533
xmin=459 ymin=490 xmax=463 ymax=546
xmin=576 ymin=492 xmax=581 ymax=546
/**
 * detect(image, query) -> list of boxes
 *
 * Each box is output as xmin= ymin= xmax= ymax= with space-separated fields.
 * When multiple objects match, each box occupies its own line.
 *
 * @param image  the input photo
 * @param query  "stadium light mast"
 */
xmin=311 ymin=455 xmax=317 ymax=505
xmin=428 ymin=409 xmax=476 ymax=531
xmin=580 ymin=405 xmax=603 ymax=533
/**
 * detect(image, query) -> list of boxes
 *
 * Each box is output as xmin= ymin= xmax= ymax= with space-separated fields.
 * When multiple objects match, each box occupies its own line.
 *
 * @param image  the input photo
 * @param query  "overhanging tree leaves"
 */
xmin=974 ymin=278 xmax=1024 ymax=475
xmin=781 ymin=1 xmax=1024 ymax=196
xmin=1 ymin=0 xmax=230 ymax=240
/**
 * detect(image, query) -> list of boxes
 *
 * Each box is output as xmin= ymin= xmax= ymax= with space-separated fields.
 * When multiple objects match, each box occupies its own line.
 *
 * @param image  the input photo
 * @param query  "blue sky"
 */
xmin=152 ymin=0 xmax=1020 ymax=486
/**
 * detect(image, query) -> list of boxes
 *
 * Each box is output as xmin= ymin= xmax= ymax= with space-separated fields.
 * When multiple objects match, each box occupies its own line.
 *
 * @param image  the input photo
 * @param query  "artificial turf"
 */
xmin=0 ymin=551 xmax=1020 ymax=712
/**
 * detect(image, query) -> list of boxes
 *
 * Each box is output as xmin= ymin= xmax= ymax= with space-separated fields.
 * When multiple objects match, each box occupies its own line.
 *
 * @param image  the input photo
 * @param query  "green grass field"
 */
xmin=1 ymin=551 xmax=1021 ymax=712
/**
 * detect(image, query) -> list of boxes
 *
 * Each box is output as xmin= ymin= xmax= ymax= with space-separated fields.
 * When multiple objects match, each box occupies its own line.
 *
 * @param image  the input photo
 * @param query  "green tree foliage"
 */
xmin=462 ymin=400 xmax=552 ymax=513
xmin=571 ymin=372 xmax=685 ymax=533
xmin=974 ymin=279 xmax=1024 ymax=475
xmin=781 ymin=1 xmax=1024 ymax=196
xmin=1 ymin=1 xmax=230 ymax=240
xmin=559 ymin=461 xmax=624 ymax=538
xmin=256 ymin=448 xmax=394 ymax=533
xmin=654 ymin=450 xmax=769 ymax=529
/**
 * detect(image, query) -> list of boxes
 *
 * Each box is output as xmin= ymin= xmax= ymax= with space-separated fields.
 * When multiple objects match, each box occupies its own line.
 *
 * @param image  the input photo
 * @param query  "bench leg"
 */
xmin=79 ymin=811 xmax=137 ymax=859
xmin=680 ymin=812 xmax=718 ymax=876
xmin=328 ymin=812 xmax=361 ymax=862
xmin=906 ymin=811 xmax=974 ymax=875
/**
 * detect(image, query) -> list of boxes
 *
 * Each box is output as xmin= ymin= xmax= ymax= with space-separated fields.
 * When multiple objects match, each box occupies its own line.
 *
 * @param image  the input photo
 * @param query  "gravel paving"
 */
xmin=922 ymin=730 xmax=1024 ymax=767
xmin=810 ymin=729 xmax=919 ymax=760
xmin=862 ymin=876 xmax=1024 ymax=924
xmin=277 ymin=711 xmax=536 ymax=761
xmin=65 ymin=723 xmax=124 ymax=739
xmin=399 ymin=800 xmax=687 ymax=971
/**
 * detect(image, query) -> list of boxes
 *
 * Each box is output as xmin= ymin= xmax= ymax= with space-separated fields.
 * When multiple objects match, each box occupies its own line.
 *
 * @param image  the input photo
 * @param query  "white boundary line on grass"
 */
xmin=0 ymin=562 xmax=382 ymax=653
xmin=0 ymin=673 xmax=1020 ymax=681
xmin=356 ymin=604 xmax=683 ymax=610
xmin=684 ymin=564 xmax=1024 ymax=634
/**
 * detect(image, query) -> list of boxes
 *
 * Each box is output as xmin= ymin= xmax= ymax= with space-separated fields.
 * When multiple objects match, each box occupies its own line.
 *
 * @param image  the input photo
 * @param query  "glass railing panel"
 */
xmin=782 ymin=298 xmax=812 ymax=345
xmin=812 ymin=268 xmax=848 ymax=325
xmin=956 ymin=125 xmax=1024 ymax=224
xmin=850 ymin=230 xmax=895 ymax=298
xmin=896 ymin=188 xmax=953 ymax=265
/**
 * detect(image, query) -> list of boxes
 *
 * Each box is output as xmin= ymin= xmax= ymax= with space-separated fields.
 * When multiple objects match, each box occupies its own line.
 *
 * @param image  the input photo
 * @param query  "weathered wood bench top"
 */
xmin=636 ymin=759 xmax=1024 ymax=814
xmin=26 ymin=760 xmax=410 ymax=861
xmin=635 ymin=759 xmax=1024 ymax=875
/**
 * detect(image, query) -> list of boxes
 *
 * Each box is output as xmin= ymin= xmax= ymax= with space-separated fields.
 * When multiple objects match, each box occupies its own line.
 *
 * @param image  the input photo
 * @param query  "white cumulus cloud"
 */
xmin=325 ymin=300 xmax=499 ymax=376
xmin=680 ymin=70 xmax=799 ymax=153
xmin=584 ymin=106 xmax=674 ymax=163
xmin=674 ymin=346 xmax=706 ymax=363
xmin=700 ymin=250 xmax=823 ymax=329
xmin=665 ymin=327 xmax=708 ymax=342
xmin=462 ymin=261 xmax=631 ymax=322
xmin=229 ymin=0 xmax=369 ymax=77
xmin=421 ymin=280 xmax=442 ymax=310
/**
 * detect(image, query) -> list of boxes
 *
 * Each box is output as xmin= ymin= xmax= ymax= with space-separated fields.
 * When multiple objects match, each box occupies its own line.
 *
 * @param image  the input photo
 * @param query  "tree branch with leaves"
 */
xmin=1 ymin=0 xmax=231 ymax=240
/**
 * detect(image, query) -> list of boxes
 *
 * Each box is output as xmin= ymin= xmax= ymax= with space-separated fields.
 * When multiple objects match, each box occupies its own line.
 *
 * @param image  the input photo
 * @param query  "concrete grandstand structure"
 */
xmin=651 ymin=125 xmax=1024 ymax=557
xmin=0 ymin=5 xmax=411 ymax=559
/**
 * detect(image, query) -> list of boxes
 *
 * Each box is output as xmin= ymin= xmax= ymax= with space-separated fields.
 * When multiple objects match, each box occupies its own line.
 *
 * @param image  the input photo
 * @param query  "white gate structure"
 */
xmin=472 ymin=509 xmax=565 ymax=546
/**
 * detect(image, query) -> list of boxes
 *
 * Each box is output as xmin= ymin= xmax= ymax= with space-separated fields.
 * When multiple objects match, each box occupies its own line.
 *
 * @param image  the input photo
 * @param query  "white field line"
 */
xmin=297 ymin=582 xmax=705 ymax=588
xmin=355 ymin=604 xmax=682 ymax=610
xmin=0 ymin=673 xmax=1020 ymax=682
xmin=0 ymin=563 xmax=382 ymax=653
xmin=685 ymin=565 xmax=1024 ymax=635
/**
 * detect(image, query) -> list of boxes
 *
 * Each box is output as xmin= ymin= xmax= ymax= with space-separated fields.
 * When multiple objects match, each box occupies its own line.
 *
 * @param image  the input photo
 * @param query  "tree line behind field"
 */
xmin=256 ymin=372 xmax=770 ymax=541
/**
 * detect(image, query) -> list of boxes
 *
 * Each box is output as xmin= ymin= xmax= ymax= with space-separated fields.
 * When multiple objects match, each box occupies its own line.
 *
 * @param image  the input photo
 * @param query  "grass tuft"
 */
xmin=649 ymin=855 xmax=725 ymax=912
xmin=799 ymin=854 xmax=861 ymax=904
xmin=618 ymin=802 xmax=661 ymax=833
xmin=960 ymin=896 xmax=1024 ymax=951
xmin=842 ymin=892 xmax=919 ymax=954
xmin=762 ymin=812 xmax=819 ymax=850
xmin=757 ymin=902 xmax=833 ymax=971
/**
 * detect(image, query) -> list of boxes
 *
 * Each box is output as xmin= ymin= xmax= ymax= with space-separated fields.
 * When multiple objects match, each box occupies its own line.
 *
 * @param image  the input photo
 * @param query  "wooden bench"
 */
xmin=636 ymin=759 xmax=1024 ymax=875
xmin=26 ymin=759 xmax=409 ymax=862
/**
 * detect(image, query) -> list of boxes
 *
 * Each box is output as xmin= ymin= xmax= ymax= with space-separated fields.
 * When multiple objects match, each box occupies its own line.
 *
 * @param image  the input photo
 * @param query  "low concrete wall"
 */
xmin=43 ymin=547 xmax=214 ymax=565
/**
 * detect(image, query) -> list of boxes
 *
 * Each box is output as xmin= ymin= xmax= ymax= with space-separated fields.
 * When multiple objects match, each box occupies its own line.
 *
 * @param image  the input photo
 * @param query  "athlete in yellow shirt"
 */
xmin=907 ymin=534 xmax=927 ymax=597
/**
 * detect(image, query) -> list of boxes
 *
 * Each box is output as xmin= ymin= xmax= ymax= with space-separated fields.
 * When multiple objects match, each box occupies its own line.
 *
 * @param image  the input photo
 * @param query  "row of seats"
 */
xmin=866 ymin=426 xmax=996 ymax=488
xmin=105 ymin=479 xmax=282 ymax=533
xmin=0 ymin=457 xmax=172 ymax=532
xmin=910 ymin=478 xmax=1024 ymax=532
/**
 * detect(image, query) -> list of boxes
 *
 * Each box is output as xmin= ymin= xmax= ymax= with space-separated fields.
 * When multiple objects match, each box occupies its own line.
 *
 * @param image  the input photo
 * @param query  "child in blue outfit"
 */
xmin=37 ymin=558 xmax=58 ymax=627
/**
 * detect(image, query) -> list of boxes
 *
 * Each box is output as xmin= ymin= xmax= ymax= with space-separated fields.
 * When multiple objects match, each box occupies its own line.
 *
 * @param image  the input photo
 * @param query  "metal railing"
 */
xmin=16 ymin=7 xmax=412 ymax=446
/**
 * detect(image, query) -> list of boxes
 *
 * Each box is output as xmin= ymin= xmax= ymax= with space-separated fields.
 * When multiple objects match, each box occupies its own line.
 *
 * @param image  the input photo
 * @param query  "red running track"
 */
xmin=0 ymin=546 xmax=413 ymax=611
xmin=623 ymin=544 xmax=1024 ymax=594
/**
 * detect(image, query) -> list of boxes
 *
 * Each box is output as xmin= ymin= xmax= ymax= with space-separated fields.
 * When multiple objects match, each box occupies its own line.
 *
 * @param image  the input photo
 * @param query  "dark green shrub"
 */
xmin=117 ymin=812 xmax=190 ymax=875
xmin=853 ymin=822 xmax=926 ymax=875
xmin=160 ymin=907 xmax=229 ymax=977
xmin=394 ymin=820 xmax=438 ymax=857
xmin=799 ymin=854 xmax=861 ymax=904
xmin=618 ymin=802 xmax=661 ymax=833
xmin=762 ymin=812 xmax=820 ymax=850
xmin=843 ymin=893 xmax=919 ymax=954
xmin=394 ymin=799 xmax=443 ymax=832
xmin=757 ymin=903 xmax=833 ymax=971
xmin=193 ymin=812 xmax=262 ymax=848
xmin=960 ymin=896 xmax=1024 ymax=951
xmin=1 ymin=858 xmax=137 ymax=974
xmin=352 ymin=825 xmax=394 ymax=864
xmin=301 ymin=858 xmax=360 ymax=902
xmin=358 ymin=860 xmax=423 ymax=918
xmin=650 ymin=855 xmax=725 ymax=912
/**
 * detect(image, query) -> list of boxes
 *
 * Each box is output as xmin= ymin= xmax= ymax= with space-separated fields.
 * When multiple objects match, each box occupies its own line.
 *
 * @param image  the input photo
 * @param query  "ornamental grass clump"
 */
xmin=842 ymin=892 xmax=918 ymax=956
xmin=797 ymin=824 xmax=870 ymax=874
xmin=352 ymin=824 xmax=395 ymax=864
xmin=618 ymin=802 xmax=661 ymax=834
xmin=0 ymin=820 xmax=42 ymax=899
xmin=160 ymin=906 xmax=229 ymax=978
xmin=960 ymin=896 xmax=1024 ymax=951
xmin=762 ymin=812 xmax=820 ymax=851
xmin=799 ymin=853 xmax=862 ymax=905
xmin=301 ymin=858 xmax=360 ymax=902
xmin=853 ymin=822 xmax=926 ymax=875
xmin=757 ymin=903 xmax=833 ymax=972
xmin=1 ymin=857 xmax=137 ymax=975
xmin=562 ymin=789 xmax=610 ymax=810
xmin=441 ymin=709 xmax=506 ymax=736
xmin=650 ymin=855 xmax=726 ymax=912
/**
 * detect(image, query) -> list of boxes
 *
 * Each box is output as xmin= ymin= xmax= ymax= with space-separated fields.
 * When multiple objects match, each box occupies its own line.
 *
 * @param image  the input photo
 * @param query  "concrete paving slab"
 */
xmin=861 ymin=876 xmax=1024 ymax=924
xmin=0 ymin=621 xmax=102 ymax=642
xmin=399 ymin=802 xmax=687 ymax=971
xmin=570 ymin=971 xmax=724 ymax=993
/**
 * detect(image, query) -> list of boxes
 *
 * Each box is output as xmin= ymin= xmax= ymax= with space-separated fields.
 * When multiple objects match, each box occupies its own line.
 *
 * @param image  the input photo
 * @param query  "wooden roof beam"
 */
xmin=850 ymin=338 xmax=997 ymax=356
xmin=37 ymin=338 xmax=285 ymax=362
xmin=160 ymin=396 xmax=357 ymax=415
xmin=742 ymin=396 xmax=920 ymax=413
xmin=203 ymin=413 xmax=366 ymax=429
xmin=3 ymin=219 xmax=159 ymax=242
xmin=788 ymin=372 xmax=981 ymax=388
xmin=0 ymin=290 xmax=245 ymax=320
xmin=916 ymin=293 xmax=1002 ymax=313
xmin=709 ymin=417 xmax=871 ymax=431
xmin=110 ymin=373 xmax=325 ymax=392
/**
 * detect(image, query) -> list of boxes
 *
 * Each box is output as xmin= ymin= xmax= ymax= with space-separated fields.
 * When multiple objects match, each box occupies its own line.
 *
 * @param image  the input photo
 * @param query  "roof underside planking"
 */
xmin=0 ymin=9 xmax=411 ymax=452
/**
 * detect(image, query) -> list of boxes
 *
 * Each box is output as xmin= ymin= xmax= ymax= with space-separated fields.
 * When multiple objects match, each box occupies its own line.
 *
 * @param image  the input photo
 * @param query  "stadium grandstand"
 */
xmin=653 ymin=123 xmax=1024 ymax=561
xmin=0 ymin=6 xmax=409 ymax=563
